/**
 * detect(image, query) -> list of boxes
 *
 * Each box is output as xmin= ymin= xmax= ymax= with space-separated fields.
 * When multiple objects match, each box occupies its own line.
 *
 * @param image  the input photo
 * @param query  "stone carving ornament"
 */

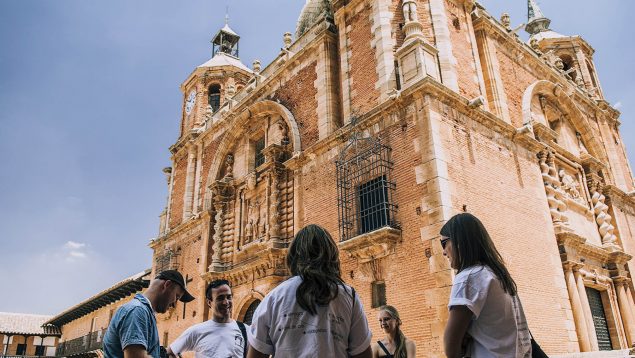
xmin=588 ymin=178 xmax=618 ymax=248
xmin=538 ymin=149 xmax=569 ymax=225
xmin=558 ymin=169 xmax=583 ymax=203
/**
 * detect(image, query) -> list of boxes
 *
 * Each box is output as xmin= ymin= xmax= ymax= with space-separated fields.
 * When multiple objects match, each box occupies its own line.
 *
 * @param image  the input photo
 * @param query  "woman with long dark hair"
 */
xmin=372 ymin=305 xmax=416 ymax=357
xmin=247 ymin=224 xmax=372 ymax=358
xmin=441 ymin=213 xmax=532 ymax=358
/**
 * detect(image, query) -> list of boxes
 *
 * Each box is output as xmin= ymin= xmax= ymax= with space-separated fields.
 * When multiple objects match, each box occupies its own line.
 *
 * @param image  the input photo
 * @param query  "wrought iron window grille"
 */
xmin=155 ymin=249 xmax=180 ymax=273
xmin=336 ymin=118 xmax=399 ymax=242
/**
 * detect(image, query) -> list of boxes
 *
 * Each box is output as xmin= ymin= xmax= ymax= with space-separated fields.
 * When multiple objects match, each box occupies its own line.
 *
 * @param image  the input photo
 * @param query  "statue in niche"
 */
xmin=258 ymin=210 xmax=267 ymax=238
xmin=559 ymin=169 xmax=582 ymax=201
xmin=244 ymin=199 xmax=261 ymax=245
xmin=223 ymin=154 xmax=234 ymax=181
xmin=270 ymin=120 xmax=289 ymax=146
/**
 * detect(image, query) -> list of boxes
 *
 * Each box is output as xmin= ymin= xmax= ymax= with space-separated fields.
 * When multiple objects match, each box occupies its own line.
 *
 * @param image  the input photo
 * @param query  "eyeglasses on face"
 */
xmin=440 ymin=237 xmax=451 ymax=249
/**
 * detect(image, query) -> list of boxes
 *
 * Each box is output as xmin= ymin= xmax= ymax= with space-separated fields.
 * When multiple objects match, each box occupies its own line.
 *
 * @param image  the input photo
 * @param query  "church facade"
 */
xmin=149 ymin=0 xmax=635 ymax=355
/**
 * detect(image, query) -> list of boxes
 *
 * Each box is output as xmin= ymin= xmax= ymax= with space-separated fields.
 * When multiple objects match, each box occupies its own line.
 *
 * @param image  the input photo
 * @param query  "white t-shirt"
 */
xmin=448 ymin=265 xmax=531 ymax=358
xmin=248 ymin=276 xmax=372 ymax=358
xmin=169 ymin=319 xmax=249 ymax=358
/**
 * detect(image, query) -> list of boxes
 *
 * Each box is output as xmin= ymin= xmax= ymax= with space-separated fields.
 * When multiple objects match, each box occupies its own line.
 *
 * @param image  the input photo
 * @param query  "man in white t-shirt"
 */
xmin=167 ymin=279 xmax=250 ymax=358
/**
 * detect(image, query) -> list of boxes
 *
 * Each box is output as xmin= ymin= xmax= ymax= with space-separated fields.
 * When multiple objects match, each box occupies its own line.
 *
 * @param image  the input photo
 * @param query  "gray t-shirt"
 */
xmin=170 ymin=319 xmax=249 ymax=358
xmin=103 ymin=294 xmax=160 ymax=358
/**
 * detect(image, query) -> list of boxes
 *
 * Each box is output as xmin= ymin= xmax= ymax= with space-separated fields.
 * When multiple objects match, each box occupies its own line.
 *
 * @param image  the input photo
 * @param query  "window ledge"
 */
xmin=338 ymin=227 xmax=401 ymax=263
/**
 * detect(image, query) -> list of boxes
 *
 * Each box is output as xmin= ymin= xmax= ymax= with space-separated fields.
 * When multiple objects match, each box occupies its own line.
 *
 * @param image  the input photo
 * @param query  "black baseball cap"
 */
xmin=155 ymin=270 xmax=195 ymax=303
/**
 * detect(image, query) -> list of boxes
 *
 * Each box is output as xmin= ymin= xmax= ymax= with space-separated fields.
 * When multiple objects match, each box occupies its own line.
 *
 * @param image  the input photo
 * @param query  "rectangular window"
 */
xmin=255 ymin=137 xmax=266 ymax=167
xmin=371 ymin=281 xmax=386 ymax=308
xmin=35 ymin=345 xmax=45 ymax=356
xmin=16 ymin=343 xmax=26 ymax=355
xmin=358 ymin=175 xmax=390 ymax=235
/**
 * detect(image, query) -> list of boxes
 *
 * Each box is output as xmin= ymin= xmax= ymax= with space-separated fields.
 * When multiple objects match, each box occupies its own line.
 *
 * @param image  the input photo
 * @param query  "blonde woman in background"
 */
xmin=372 ymin=305 xmax=416 ymax=358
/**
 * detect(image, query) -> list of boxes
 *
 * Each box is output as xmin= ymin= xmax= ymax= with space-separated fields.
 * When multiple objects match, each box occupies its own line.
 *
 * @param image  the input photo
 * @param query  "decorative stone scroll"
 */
xmin=589 ymin=178 xmax=618 ymax=249
xmin=582 ymin=156 xmax=619 ymax=250
xmin=209 ymin=180 xmax=234 ymax=271
xmin=538 ymin=148 xmax=569 ymax=227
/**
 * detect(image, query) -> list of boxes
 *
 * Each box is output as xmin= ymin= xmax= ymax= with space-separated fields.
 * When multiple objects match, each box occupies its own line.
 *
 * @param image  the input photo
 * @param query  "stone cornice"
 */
xmin=179 ymin=63 xmax=253 ymax=92
xmin=149 ymin=211 xmax=211 ymax=250
xmin=283 ymin=76 xmax=547 ymax=170
xmin=557 ymin=231 xmax=632 ymax=265
xmin=338 ymin=227 xmax=401 ymax=263
xmin=202 ymin=247 xmax=289 ymax=287
xmin=604 ymin=184 xmax=635 ymax=215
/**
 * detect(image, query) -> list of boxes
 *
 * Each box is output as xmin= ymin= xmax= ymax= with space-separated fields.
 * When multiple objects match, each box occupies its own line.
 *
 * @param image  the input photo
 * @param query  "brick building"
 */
xmin=144 ymin=0 xmax=635 ymax=356
xmin=45 ymin=270 xmax=150 ymax=358
xmin=0 ymin=313 xmax=60 ymax=357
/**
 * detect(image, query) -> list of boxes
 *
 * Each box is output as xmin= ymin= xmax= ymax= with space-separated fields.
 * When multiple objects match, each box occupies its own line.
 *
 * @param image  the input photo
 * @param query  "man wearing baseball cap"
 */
xmin=103 ymin=270 xmax=195 ymax=358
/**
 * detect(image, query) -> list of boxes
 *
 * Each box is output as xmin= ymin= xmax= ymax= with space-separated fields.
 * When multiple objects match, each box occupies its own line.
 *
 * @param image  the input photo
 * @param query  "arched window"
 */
xmin=208 ymin=84 xmax=221 ymax=112
xmin=242 ymin=300 xmax=261 ymax=325
xmin=559 ymin=55 xmax=576 ymax=81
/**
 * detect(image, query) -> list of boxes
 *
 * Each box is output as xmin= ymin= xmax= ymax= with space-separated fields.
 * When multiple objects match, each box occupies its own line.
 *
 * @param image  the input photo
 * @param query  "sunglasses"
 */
xmin=440 ymin=237 xmax=450 ymax=249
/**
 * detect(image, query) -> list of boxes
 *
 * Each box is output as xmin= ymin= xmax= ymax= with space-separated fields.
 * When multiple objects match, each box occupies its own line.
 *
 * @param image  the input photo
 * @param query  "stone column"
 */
xmin=371 ymin=0 xmax=396 ymax=101
xmin=574 ymin=266 xmax=599 ymax=351
xmin=564 ymin=263 xmax=592 ymax=351
xmin=192 ymin=144 xmax=203 ymax=214
xmin=473 ymin=28 xmax=510 ymax=123
xmin=614 ymin=278 xmax=635 ymax=347
xmin=183 ymin=148 xmax=197 ymax=218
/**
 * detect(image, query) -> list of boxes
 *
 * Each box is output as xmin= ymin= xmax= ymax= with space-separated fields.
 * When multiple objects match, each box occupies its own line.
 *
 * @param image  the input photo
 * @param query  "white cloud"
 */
xmin=64 ymin=241 xmax=86 ymax=249
xmin=613 ymin=101 xmax=623 ymax=110
xmin=69 ymin=251 xmax=87 ymax=258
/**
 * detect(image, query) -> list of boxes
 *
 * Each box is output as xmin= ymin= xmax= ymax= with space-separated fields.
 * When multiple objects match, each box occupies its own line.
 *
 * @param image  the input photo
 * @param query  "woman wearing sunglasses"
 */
xmin=441 ymin=213 xmax=532 ymax=358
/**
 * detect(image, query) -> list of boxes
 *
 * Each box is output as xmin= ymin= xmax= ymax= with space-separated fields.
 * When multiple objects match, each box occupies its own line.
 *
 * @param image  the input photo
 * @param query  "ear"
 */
xmin=206 ymin=298 xmax=213 ymax=308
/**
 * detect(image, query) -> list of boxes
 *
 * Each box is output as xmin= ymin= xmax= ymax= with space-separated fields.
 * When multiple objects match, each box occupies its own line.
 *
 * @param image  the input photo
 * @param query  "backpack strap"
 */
xmin=377 ymin=341 xmax=392 ymax=357
xmin=236 ymin=321 xmax=248 ymax=358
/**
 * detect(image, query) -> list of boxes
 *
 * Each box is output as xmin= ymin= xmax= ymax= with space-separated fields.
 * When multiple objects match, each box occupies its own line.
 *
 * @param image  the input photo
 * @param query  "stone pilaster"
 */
xmin=564 ymin=262 xmax=592 ymax=352
xmin=335 ymin=10 xmax=353 ymax=124
xmin=574 ymin=265 xmax=599 ymax=351
xmin=614 ymin=277 xmax=635 ymax=347
xmin=474 ymin=28 xmax=511 ymax=123
xmin=370 ymin=0 xmax=396 ymax=100
xmin=428 ymin=0 xmax=458 ymax=92
xmin=183 ymin=148 xmax=197 ymax=218
xmin=315 ymin=35 xmax=341 ymax=139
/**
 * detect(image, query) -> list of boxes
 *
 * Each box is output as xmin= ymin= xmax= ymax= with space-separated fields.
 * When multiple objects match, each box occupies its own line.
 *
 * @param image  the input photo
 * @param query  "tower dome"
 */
xmin=295 ymin=0 xmax=332 ymax=38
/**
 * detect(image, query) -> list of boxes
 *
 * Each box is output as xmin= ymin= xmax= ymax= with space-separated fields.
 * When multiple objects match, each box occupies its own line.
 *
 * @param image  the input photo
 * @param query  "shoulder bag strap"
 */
xmin=237 ymin=321 xmax=248 ymax=358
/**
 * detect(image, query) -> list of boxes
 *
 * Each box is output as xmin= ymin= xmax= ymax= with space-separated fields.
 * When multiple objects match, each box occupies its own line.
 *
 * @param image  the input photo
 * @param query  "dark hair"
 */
xmin=286 ymin=224 xmax=344 ymax=315
xmin=206 ymin=279 xmax=230 ymax=299
xmin=440 ymin=213 xmax=517 ymax=296
xmin=379 ymin=305 xmax=408 ymax=358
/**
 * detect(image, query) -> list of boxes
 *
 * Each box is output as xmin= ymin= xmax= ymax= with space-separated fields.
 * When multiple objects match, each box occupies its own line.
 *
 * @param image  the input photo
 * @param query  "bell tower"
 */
xmin=212 ymin=15 xmax=240 ymax=58
xmin=526 ymin=0 xmax=604 ymax=99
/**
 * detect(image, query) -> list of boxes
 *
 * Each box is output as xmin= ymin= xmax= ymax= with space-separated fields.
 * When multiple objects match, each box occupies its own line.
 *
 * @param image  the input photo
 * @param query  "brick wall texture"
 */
xmin=54 ymin=1 xmax=635 ymax=357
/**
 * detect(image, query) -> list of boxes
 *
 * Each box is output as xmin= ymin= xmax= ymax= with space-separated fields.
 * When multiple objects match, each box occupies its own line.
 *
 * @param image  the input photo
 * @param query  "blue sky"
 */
xmin=0 ymin=1 xmax=633 ymax=315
